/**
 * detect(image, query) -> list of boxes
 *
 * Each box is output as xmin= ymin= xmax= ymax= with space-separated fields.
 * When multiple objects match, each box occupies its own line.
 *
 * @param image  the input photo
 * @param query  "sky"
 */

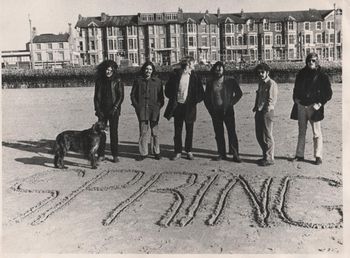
xmin=0 ymin=0 xmax=346 ymax=51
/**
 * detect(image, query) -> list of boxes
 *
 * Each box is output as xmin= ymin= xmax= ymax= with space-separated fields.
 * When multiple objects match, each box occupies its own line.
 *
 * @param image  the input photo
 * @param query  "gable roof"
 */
xmin=33 ymin=33 xmax=70 ymax=43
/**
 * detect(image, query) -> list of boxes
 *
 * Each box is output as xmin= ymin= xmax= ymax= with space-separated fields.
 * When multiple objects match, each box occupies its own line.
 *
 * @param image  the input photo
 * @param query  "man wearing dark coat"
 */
xmin=131 ymin=61 xmax=164 ymax=160
xmin=292 ymin=53 xmax=332 ymax=165
xmin=164 ymin=56 xmax=204 ymax=160
xmin=94 ymin=60 xmax=124 ymax=163
xmin=204 ymin=61 xmax=242 ymax=162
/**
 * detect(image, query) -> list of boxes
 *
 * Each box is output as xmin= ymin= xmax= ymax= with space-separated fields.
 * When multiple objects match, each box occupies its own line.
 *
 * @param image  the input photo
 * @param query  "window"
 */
xmin=79 ymin=41 xmax=83 ymax=51
xmin=188 ymin=36 xmax=195 ymax=47
xmin=288 ymin=49 xmax=294 ymax=59
xmin=275 ymin=23 xmax=282 ymax=31
xmin=226 ymin=37 xmax=233 ymax=46
xmin=48 ymin=52 xmax=53 ymax=61
xmin=156 ymin=13 xmax=163 ymax=21
xmin=337 ymin=31 xmax=341 ymax=43
xmin=36 ymin=53 xmax=42 ymax=61
xmin=48 ymin=43 xmax=52 ymax=49
xmin=89 ymin=28 xmax=95 ymax=36
xmin=160 ymin=38 xmax=166 ymax=48
xmin=149 ymin=38 xmax=155 ymax=48
xmin=201 ymin=36 xmax=208 ymax=47
xmin=59 ymin=43 xmax=64 ymax=49
xmin=129 ymin=52 xmax=138 ymax=64
xmin=127 ymin=26 xmax=137 ymax=35
xmin=108 ymin=27 xmax=113 ymax=36
xmin=263 ymin=22 xmax=270 ymax=31
xmin=330 ymin=34 xmax=335 ymax=43
xmin=327 ymin=21 xmax=334 ymax=29
xmin=305 ymin=34 xmax=311 ymax=44
xmin=117 ymin=27 xmax=123 ymax=37
xmin=188 ymin=23 xmax=195 ymax=33
xmin=288 ymin=21 xmax=294 ymax=30
xmin=211 ymin=51 xmax=217 ymax=61
xmin=316 ymin=21 xmax=322 ymax=30
xmin=211 ymin=37 xmax=217 ymax=47
xmin=304 ymin=22 xmax=310 ymax=30
xmin=325 ymin=34 xmax=329 ymax=43
xmin=238 ymin=36 xmax=243 ymax=45
xmin=90 ymin=41 xmax=95 ymax=50
xmin=237 ymin=24 xmax=243 ymax=32
xmin=118 ymin=39 xmax=124 ymax=49
xmin=225 ymin=24 xmax=234 ymax=33
xmin=249 ymin=36 xmax=255 ymax=45
xmin=171 ymin=37 xmax=177 ymax=48
xmin=265 ymin=49 xmax=271 ymax=60
xmin=288 ymin=35 xmax=295 ymax=44
xmin=109 ymin=54 xmax=114 ymax=60
xmin=250 ymin=49 xmax=255 ymax=60
xmin=210 ymin=25 xmax=217 ymax=33
xmin=149 ymin=26 xmax=154 ymax=34
xmin=248 ymin=22 xmax=254 ymax=31
xmin=316 ymin=34 xmax=322 ymax=43
xmin=265 ymin=35 xmax=271 ymax=45
xmin=140 ymin=39 xmax=144 ymax=50
xmin=109 ymin=40 xmax=114 ymax=50
xmin=276 ymin=35 xmax=282 ymax=45
xmin=58 ymin=52 xmax=64 ymax=60
xmin=170 ymin=24 xmax=176 ymax=33
xmin=36 ymin=44 xmax=41 ymax=50
xmin=128 ymin=38 xmax=137 ymax=49
xmin=159 ymin=26 xmax=165 ymax=34
xmin=165 ymin=13 xmax=177 ymax=21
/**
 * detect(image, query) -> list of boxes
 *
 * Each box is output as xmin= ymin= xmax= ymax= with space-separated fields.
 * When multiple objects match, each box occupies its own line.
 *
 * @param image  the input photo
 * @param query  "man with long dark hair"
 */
xmin=204 ymin=61 xmax=242 ymax=162
xmin=131 ymin=61 xmax=164 ymax=160
xmin=292 ymin=53 xmax=332 ymax=165
xmin=94 ymin=60 xmax=124 ymax=163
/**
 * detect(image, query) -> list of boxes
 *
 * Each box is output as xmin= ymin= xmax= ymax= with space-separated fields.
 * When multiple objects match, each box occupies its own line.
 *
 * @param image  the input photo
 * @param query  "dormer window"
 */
xmin=304 ymin=22 xmax=310 ymax=30
xmin=225 ymin=23 xmax=234 ymax=33
xmin=263 ymin=20 xmax=270 ymax=31
xmin=275 ymin=23 xmax=282 ymax=31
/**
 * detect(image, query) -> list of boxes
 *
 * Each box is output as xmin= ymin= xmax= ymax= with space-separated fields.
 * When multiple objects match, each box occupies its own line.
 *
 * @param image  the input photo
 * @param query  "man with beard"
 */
xmin=291 ymin=53 xmax=332 ymax=165
xmin=204 ymin=61 xmax=242 ymax=162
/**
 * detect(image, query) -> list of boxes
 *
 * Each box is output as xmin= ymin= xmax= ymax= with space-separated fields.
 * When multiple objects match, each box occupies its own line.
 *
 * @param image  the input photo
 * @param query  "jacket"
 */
xmin=204 ymin=76 xmax=242 ymax=115
xmin=164 ymin=69 xmax=204 ymax=122
xmin=292 ymin=66 xmax=332 ymax=121
xmin=94 ymin=77 xmax=124 ymax=118
xmin=130 ymin=76 xmax=164 ymax=121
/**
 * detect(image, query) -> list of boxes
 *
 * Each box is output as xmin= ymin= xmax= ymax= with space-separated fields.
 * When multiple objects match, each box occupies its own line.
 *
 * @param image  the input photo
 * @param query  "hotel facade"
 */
xmin=75 ymin=8 xmax=342 ymax=66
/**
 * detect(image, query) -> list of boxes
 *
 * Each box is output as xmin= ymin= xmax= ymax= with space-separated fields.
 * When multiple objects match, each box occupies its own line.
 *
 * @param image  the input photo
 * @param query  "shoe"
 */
xmin=257 ymin=158 xmax=266 ymax=165
xmin=137 ymin=155 xmax=147 ymax=161
xmin=154 ymin=154 xmax=161 ymax=160
xmin=315 ymin=157 xmax=322 ymax=165
xmin=232 ymin=156 xmax=242 ymax=163
xmin=112 ymin=156 xmax=120 ymax=163
xmin=259 ymin=159 xmax=274 ymax=166
xmin=97 ymin=156 xmax=105 ymax=162
xmin=291 ymin=156 xmax=304 ymax=162
xmin=186 ymin=152 xmax=194 ymax=160
xmin=214 ymin=155 xmax=227 ymax=161
xmin=171 ymin=153 xmax=181 ymax=161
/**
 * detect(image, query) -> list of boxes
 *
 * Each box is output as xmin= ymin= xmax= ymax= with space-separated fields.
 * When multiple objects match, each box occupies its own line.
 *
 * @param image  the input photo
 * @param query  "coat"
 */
xmin=292 ymin=66 xmax=332 ymax=121
xmin=163 ymin=69 xmax=204 ymax=123
xmin=94 ymin=77 xmax=124 ymax=118
xmin=130 ymin=76 xmax=164 ymax=121
xmin=204 ymin=76 xmax=242 ymax=115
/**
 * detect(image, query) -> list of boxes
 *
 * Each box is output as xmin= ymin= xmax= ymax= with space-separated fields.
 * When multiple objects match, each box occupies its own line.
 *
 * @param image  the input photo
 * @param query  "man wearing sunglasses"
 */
xmin=291 ymin=53 xmax=332 ymax=165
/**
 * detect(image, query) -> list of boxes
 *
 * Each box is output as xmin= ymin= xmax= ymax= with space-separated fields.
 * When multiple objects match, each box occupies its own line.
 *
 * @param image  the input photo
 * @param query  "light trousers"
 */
xmin=139 ymin=120 xmax=160 ymax=156
xmin=296 ymin=103 xmax=323 ymax=158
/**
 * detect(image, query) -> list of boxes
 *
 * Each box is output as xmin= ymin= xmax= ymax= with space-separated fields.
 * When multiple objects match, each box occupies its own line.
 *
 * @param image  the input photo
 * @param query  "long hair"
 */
xmin=96 ymin=60 xmax=118 ymax=80
xmin=210 ymin=61 xmax=225 ymax=75
xmin=140 ymin=61 xmax=156 ymax=77
xmin=305 ymin=52 xmax=320 ymax=67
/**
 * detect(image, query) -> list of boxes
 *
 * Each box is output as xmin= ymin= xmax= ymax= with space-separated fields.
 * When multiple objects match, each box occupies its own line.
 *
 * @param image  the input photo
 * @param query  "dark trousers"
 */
xmin=173 ymin=103 xmax=194 ymax=153
xmin=99 ymin=114 xmax=120 ymax=157
xmin=211 ymin=109 xmax=239 ymax=158
xmin=254 ymin=110 xmax=274 ymax=160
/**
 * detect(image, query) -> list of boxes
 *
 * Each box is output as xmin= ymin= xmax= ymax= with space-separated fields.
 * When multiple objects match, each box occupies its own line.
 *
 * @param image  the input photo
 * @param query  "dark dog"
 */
xmin=53 ymin=121 xmax=106 ymax=169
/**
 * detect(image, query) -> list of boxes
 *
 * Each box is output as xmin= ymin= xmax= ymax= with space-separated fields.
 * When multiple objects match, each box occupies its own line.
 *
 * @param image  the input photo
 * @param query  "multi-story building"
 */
xmin=74 ymin=8 xmax=342 ymax=66
xmin=1 ymin=50 xmax=31 ymax=69
xmin=27 ymin=25 xmax=80 ymax=69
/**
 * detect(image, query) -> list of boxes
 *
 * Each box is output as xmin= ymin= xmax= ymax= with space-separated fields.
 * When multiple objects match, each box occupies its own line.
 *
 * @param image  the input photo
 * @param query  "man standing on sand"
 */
xmin=291 ymin=53 xmax=332 ymax=165
xmin=253 ymin=63 xmax=278 ymax=166
xmin=164 ymin=56 xmax=204 ymax=160
xmin=204 ymin=61 xmax=242 ymax=162
xmin=94 ymin=60 xmax=124 ymax=163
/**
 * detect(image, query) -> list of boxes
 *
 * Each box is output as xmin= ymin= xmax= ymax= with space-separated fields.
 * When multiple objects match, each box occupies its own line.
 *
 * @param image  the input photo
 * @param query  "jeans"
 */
xmin=255 ymin=110 xmax=275 ymax=161
xmin=139 ymin=120 xmax=160 ymax=156
xmin=173 ymin=103 xmax=194 ymax=153
xmin=99 ymin=114 xmax=119 ymax=157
